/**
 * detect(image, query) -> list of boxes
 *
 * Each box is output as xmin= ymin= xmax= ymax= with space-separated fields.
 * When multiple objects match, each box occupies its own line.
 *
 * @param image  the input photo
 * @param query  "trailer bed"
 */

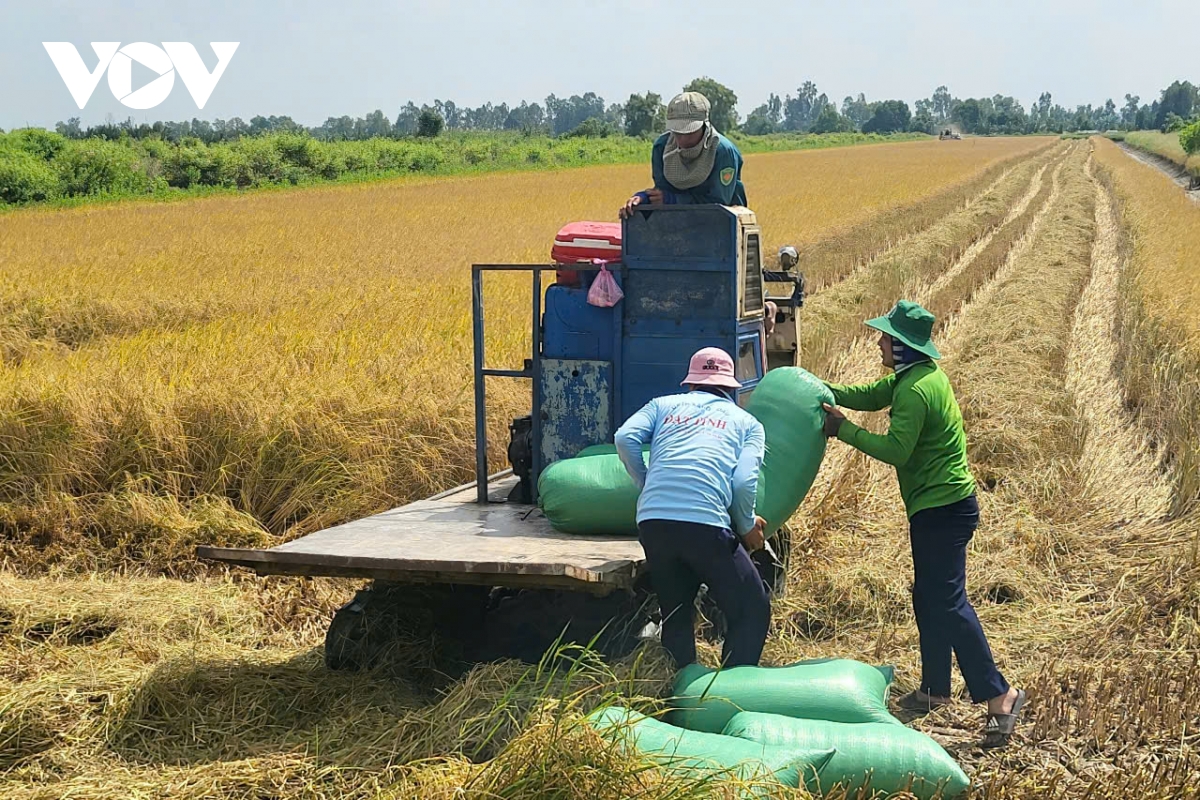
xmin=197 ymin=476 xmax=647 ymax=594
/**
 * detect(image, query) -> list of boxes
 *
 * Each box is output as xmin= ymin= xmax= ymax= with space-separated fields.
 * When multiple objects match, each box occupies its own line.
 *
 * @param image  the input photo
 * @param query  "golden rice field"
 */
xmin=0 ymin=136 xmax=1044 ymax=572
xmin=3 ymin=135 xmax=1200 ymax=800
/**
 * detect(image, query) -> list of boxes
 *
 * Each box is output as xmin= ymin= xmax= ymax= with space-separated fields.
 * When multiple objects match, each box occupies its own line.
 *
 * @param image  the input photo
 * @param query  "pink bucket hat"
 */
xmin=681 ymin=347 xmax=741 ymax=389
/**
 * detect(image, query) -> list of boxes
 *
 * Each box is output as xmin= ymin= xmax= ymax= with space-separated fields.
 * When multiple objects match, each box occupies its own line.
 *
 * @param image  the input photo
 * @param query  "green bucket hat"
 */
xmin=865 ymin=300 xmax=941 ymax=359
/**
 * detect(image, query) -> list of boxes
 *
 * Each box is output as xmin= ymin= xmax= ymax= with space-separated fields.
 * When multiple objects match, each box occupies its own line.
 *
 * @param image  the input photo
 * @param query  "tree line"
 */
xmin=39 ymin=76 xmax=1200 ymax=145
xmin=740 ymin=81 xmax=1199 ymax=136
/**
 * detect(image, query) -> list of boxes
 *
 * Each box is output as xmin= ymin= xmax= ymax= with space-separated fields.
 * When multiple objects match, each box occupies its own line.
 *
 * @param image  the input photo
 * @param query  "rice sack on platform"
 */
xmin=538 ymin=445 xmax=646 ymax=535
xmin=538 ymin=368 xmax=832 ymax=536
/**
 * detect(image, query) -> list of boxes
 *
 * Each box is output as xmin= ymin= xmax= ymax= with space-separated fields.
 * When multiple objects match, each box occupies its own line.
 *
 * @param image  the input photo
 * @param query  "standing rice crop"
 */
xmin=1094 ymin=135 xmax=1200 ymax=512
xmin=0 ymin=138 xmax=1039 ymax=571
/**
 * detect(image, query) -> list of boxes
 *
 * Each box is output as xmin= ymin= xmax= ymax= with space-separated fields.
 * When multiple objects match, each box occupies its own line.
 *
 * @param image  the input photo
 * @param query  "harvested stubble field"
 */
xmin=3 ymin=134 xmax=1200 ymax=799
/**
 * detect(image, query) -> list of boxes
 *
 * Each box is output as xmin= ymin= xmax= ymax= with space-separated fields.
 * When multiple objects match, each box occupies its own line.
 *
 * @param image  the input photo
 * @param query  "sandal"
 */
xmin=981 ymin=689 xmax=1027 ymax=749
xmin=895 ymin=690 xmax=953 ymax=715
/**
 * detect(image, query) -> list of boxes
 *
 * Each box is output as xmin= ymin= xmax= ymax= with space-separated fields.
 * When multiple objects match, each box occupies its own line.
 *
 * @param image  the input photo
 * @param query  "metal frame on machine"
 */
xmin=471 ymin=264 xmax=542 ymax=504
xmin=470 ymin=263 xmax=621 ymax=506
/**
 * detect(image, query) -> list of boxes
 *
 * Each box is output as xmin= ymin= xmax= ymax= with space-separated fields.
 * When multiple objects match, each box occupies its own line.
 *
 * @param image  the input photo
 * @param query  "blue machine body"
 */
xmin=537 ymin=205 xmax=766 ymax=474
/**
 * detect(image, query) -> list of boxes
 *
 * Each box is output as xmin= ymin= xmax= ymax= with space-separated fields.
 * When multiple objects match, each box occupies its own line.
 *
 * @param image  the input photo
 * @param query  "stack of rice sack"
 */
xmin=589 ymin=658 xmax=970 ymax=798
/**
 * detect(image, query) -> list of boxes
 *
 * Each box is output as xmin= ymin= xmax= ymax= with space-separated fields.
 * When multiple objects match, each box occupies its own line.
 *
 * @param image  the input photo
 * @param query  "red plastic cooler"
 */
xmin=551 ymin=221 xmax=622 ymax=286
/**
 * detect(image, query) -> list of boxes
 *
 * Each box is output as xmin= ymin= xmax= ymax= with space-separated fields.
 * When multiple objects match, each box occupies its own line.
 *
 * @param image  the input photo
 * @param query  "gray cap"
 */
xmin=666 ymin=92 xmax=710 ymax=134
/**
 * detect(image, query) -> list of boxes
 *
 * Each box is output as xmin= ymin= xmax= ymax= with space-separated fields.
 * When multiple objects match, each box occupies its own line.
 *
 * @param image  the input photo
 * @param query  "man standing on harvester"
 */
xmin=614 ymin=347 xmax=770 ymax=669
xmin=619 ymin=92 xmax=747 ymax=220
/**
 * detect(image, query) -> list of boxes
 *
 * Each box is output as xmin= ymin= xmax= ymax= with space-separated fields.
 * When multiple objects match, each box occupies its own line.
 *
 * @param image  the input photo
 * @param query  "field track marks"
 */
xmin=937 ymin=149 xmax=1071 ymax=354
xmin=806 ymin=145 xmax=1060 ymax=298
xmin=800 ymin=147 xmax=1064 ymax=381
xmin=925 ymin=159 xmax=1052 ymax=299
xmin=802 ymin=148 xmax=1072 ymax=523
xmin=1064 ymin=153 xmax=1173 ymax=520
xmin=807 ymin=161 xmax=1028 ymax=297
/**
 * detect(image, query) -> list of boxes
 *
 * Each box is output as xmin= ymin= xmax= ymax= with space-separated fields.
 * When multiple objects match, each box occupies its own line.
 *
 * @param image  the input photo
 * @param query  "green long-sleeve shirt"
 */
xmin=826 ymin=362 xmax=976 ymax=518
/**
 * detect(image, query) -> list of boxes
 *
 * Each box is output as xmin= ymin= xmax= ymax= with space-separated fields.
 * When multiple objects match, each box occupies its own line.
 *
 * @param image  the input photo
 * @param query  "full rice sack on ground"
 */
xmin=587 ymin=705 xmax=835 ymax=793
xmin=723 ymin=711 xmax=970 ymax=800
xmin=671 ymin=658 xmax=900 ymax=733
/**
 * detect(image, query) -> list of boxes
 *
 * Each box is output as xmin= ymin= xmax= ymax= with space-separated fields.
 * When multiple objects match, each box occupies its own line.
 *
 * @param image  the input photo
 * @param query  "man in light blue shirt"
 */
xmin=614 ymin=347 xmax=769 ymax=667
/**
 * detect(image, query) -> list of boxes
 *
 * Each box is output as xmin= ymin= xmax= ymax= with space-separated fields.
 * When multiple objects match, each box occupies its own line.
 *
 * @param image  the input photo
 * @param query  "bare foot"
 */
xmin=916 ymin=689 xmax=953 ymax=705
xmin=986 ymin=687 xmax=1019 ymax=716
xmin=897 ymin=689 xmax=953 ymax=712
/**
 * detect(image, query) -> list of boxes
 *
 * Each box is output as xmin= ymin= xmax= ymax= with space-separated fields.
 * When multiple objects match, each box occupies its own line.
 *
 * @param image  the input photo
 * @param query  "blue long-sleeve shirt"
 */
xmin=614 ymin=391 xmax=765 ymax=535
xmin=635 ymin=132 xmax=748 ymax=207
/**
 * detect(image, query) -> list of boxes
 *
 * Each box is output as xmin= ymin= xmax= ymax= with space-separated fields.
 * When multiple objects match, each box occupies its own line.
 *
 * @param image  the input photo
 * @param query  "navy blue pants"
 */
xmin=638 ymin=519 xmax=771 ymax=668
xmin=909 ymin=495 xmax=1009 ymax=703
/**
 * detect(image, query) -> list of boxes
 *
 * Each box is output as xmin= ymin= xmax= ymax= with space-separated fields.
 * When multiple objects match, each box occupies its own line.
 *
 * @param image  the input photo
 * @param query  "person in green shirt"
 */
xmin=821 ymin=300 xmax=1025 ymax=748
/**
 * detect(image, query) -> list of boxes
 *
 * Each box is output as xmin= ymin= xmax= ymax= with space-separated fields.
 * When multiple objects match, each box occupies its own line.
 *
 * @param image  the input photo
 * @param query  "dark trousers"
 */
xmin=638 ymin=519 xmax=771 ymax=668
xmin=909 ymin=495 xmax=1009 ymax=703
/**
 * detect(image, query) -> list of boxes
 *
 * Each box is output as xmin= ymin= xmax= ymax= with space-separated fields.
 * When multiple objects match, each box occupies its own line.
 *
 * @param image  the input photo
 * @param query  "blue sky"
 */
xmin=1 ymin=0 xmax=1196 ymax=129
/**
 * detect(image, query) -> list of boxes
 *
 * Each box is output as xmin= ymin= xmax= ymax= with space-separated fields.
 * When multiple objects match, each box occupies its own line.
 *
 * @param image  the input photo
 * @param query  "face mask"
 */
xmin=891 ymin=339 xmax=928 ymax=372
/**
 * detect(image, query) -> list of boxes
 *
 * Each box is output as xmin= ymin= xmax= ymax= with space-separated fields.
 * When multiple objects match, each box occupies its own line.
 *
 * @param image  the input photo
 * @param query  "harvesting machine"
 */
xmin=199 ymin=204 xmax=806 ymax=670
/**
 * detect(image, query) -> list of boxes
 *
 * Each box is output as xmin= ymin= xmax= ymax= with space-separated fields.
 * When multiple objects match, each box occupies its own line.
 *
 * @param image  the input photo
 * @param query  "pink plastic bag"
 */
xmin=586 ymin=259 xmax=624 ymax=308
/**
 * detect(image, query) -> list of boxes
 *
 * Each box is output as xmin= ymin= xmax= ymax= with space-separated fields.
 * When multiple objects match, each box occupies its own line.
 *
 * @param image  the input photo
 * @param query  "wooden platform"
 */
xmin=197 ymin=476 xmax=647 ymax=594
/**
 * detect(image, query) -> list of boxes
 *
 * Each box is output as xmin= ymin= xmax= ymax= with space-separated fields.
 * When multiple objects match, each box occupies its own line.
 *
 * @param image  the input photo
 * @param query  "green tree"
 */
xmin=784 ymin=81 xmax=820 ymax=131
xmin=741 ymin=113 xmax=778 ymax=135
xmin=841 ymin=94 xmax=872 ymax=130
xmin=10 ymin=128 xmax=67 ymax=160
xmin=931 ymin=86 xmax=953 ymax=122
xmin=1157 ymin=80 xmax=1198 ymax=129
xmin=1180 ymin=120 xmax=1200 ymax=155
xmin=989 ymin=95 xmax=1028 ymax=133
xmin=545 ymin=93 xmax=608 ymax=135
xmin=55 ymin=117 xmax=83 ymax=138
xmin=811 ymin=105 xmax=855 ymax=134
xmin=360 ymin=109 xmax=393 ymax=139
xmin=744 ymin=94 xmax=784 ymax=135
xmin=623 ymin=91 xmax=665 ymax=137
xmin=765 ymin=93 xmax=783 ymax=125
xmin=683 ymin=77 xmax=738 ymax=132
xmin=862 ymin=100 xmax=911 ymax=134
xmin=564 ymin=117 xmax=617 ymax=138
xmin=1090 ymin=99 xmax=1118 ymax=131
xmin=395 ymin=102 xmax=420 ymax=135
xmin=1121 ymin=94 xmax=1141 ymax=129
xmin=953 ymin=98 xmax=986 ymax=134
xmin=0 ymin=146 xmax=59 ymax=203
xmin=416 ymin=109 xmax=444 ymax=138
xmin=1027 ymin=92 xmax=1053 ymax=132
xmin=909 ymin=106 xmax=936 ymax=134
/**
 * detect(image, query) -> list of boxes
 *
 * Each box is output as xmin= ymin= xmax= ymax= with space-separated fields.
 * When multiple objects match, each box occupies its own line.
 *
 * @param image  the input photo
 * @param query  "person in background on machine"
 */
xmin=614 ymin=347 xmax=769 ymax=668
xmin=818 ymin=300 xmax=1025 ymax=749
xmin=619 ymin=92 xmax=748 ymax=220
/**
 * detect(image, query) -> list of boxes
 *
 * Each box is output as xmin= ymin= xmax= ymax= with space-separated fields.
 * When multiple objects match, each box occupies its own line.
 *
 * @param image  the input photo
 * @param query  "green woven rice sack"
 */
xmin=745 ymin=367 xmax=836 ymax=534
xmin=538 ymin=445 xmax=646 ymax=535
xmin=723 ymin=712 xmax=970 ymax=799
xmin=671 ymin=658 xmax=900 ymax=733
xmin=539 ymin=367 xmax=832 ymax=537
xmin=587 ymin=706 xmax=835 ymax=793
